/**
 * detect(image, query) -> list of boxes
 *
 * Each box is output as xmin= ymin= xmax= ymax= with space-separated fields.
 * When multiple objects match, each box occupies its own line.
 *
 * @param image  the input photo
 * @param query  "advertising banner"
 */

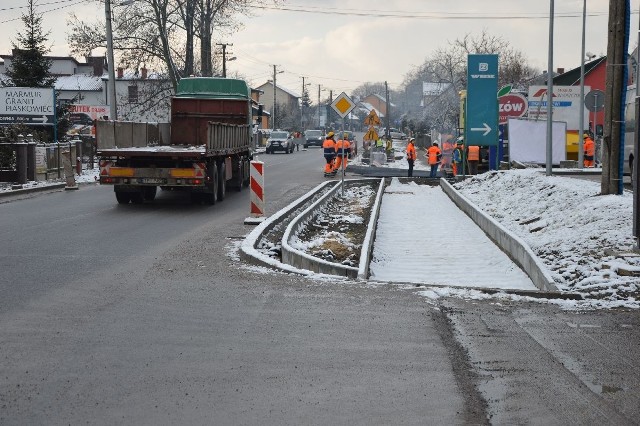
xmin=67 ymin=104 xmax=110 ymax=136
xmin=527 ymin=85 xmax=589 ymax=130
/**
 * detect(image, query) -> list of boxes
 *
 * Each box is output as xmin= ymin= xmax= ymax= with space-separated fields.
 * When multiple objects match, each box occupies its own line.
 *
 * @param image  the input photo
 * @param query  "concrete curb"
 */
xmin=440 ymin=179 xmax=559 ymax=292
xmin=0 ymin=182 xmax=66 ymax=198
xmin=282 ymin=181 xmax=358 ymax=277
xmin=281 ymin=178 xmax=384 ymax=278
xmin=239 ymin=180 xmax=336 ymax=272
xmin=357 ymin=178 xmax=385 ymax=279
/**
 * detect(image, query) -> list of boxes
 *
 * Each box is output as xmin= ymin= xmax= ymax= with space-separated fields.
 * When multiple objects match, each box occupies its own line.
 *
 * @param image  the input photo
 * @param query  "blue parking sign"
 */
xmin=465 ymin=54 xmax=498 ymax=146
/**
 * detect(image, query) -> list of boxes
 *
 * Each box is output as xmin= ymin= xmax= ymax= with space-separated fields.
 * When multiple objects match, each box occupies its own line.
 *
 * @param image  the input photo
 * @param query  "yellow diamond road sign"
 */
xmin=330 ymin=92 xmax=356 ymax=118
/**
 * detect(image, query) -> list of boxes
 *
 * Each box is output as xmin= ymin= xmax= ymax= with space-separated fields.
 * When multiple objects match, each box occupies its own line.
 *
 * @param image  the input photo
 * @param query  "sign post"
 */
xmin=465 ymin=54 xmax=499 ymax=148
xmin=330 ymin=92 xmax=356 ymax=197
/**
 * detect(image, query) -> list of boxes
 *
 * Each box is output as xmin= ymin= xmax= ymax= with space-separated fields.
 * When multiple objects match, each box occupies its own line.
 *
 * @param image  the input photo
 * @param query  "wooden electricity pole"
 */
xmin=602 ymin=0 xmax=629 ymax=195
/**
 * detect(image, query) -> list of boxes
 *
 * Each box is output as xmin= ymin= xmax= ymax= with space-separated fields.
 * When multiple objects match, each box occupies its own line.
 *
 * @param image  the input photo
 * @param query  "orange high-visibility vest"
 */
xmin=427 ymin=146 xmax=441 ymax=165
xmin=406 ymin=143 xmax=416 ymax=160
xmin=335 ymin=139 xmax=350 ymax=156
xmin=323 ymin=138 xmax=336 ymax=155
xmin=584 ymin=137 xmax=595 ymax=156
xmin=467 ymin=145 xmax=480 ymax=161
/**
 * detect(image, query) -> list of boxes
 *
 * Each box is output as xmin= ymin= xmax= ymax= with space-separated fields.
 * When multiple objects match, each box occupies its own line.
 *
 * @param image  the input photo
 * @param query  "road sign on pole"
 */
xmin=0 ymin=87 xmax=56 ymax=126
xmin=465 ymin=54 xmax=498 ymax=146
xmin=330 ymin=92 xmax=356 ymax=118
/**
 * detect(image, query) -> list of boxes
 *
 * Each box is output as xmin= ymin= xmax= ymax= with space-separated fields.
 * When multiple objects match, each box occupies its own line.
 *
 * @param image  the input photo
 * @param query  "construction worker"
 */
xmin=583 ymin=133 xmax=595 ymax=168
xmin=452 ymin=138 xmax=464 ymax=176
xmin=467 ymin=144 xmax=480 ymax=175
xmin=426 ymin=142 xmax=442 ymax=178
xmin=334 ymin=133 xmax=351 ymax=173
xmin=322 ymin=131 xmax=337 ymax=176
xmin=406 ymin=137 xmax=417 ymax=177
xmin=375 ymin=135 xmax=385 ymax=152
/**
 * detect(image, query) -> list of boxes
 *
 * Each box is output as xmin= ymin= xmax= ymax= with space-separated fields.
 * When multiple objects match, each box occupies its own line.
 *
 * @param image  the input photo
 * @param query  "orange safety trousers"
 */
xmin=334 ymin=154 xmax=348 ymax=171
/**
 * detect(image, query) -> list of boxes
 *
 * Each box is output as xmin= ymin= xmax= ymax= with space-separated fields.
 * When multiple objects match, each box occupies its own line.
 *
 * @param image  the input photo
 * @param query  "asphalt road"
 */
xmin=0 ymin=147 xmax=639 ymax=425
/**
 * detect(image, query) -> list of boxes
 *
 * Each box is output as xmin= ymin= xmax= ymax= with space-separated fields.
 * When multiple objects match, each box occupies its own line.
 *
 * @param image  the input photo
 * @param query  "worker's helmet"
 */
xmin=583 ymin=133 xmax=589 ymax=139
xmin=327 ymin=131 xmax=334 ymax=138
xmin=456 ymin=136 xmax=464 ymax=144
xmin=409 ymin=137 xmax=415 ymax=143
xmin=343 ymin=132 xmax=349 ymax=138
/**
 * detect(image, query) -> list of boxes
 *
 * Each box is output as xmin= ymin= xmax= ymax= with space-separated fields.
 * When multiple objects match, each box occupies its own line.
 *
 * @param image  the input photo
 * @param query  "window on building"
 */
xmin=128 ymin=85 xmax=138 ymax=103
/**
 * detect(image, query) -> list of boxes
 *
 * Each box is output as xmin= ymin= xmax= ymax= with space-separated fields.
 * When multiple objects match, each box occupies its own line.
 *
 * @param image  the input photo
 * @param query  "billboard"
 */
xmin=67 ymin=104 xmax=110 ymax=137
xmin=508 ymin=118 xmax=567 ymax=164
xmin=527 ymin=85 xmax=589 ymax=130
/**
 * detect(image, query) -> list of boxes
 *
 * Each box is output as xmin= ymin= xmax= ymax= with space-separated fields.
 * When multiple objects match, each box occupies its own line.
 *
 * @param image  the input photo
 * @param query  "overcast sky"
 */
xmin=0 ymin=0 xmax=635 ymax=95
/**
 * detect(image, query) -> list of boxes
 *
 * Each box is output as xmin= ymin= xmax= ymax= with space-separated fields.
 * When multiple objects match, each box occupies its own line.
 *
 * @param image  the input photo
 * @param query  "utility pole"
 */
xmin=301 ymin=76 xmax=306 ymax=131
xmin=385 ymin=81 xmax=390 ymax=138
xmin=216 ymin=43 xmax=233 ymax=78
xmin=317 ymin=84 xmax=322 ymax=128
xmin=104 ymin=0 xmax=117 ymax=120
xmin=272 ymin=65 xmax=283 ymax=129
xmin=602 ymin=0 xmax=629 ymax=195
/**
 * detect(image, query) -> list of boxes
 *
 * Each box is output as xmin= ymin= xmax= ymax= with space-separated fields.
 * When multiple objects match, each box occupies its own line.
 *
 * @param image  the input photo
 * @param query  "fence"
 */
xmin=0 ymin=135 xmax=88 ymax=185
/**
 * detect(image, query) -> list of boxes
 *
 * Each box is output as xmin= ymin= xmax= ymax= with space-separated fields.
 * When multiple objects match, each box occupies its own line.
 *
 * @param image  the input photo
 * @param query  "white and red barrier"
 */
xmin=250 ymin=160 xmax=264 ymax=217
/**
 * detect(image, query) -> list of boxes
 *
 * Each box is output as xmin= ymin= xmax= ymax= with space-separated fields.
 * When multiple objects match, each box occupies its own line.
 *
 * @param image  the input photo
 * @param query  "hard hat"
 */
xmin=343 ymin=132 xmax=349 ymax=138
xmin=327 ymin=131 xmax=334 ymax=138
xmin=456 ymin=136 xmax=464 ymax=143
xmin=583 ymin=133 xmax=589 ymax=139
xmin=409 ymin=137 xmax=415 ymax=142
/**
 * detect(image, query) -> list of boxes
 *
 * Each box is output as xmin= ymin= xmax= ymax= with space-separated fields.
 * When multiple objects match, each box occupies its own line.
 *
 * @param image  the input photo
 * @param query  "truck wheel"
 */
xmin=130 ymin=192 xmax=144 ymax=204
xmin=217 ymin=162 xmax=226 ymax=201
xmin=115 ymin=191 xmax=131 ymax=204
xmin=205 ymin=162 xmax=218 ymax=205
xmin=143 ymin=186 xmax=157 ymax=201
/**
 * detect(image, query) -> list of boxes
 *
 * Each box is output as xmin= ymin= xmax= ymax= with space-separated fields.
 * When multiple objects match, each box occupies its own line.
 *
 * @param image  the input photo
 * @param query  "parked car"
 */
xmin=266 ymin=131 xmax=295 ymax=154
xmin=304 ymin=129 xmax=324 ymax=148
xmin=383 ymin=128 xmax=405 ymax=140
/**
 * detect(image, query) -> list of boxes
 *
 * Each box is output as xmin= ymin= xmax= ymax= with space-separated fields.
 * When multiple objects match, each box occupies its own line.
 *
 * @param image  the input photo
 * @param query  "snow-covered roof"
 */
xmin=55 ymin=74 xmax=103 ymax=91
xmin=256 ymin=81 xmax=300 ymax=98
xmin=423 ymin=82 xmax=451 ymax=96
xmin=357 ymin=102 xmax=384 ymax=118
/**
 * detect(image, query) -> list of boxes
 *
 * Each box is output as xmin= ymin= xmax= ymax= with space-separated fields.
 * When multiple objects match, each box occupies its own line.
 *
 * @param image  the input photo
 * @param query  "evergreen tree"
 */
xmin=6 ymin=0 xmax=55 ymax=88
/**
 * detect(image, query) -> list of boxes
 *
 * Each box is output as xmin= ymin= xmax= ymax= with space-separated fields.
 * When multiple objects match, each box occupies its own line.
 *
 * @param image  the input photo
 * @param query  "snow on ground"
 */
xmin=0 ymin=167 xmax=99 ymax=193
xmin=369 ymin=178 xmax=537 ymax=291
xmin=455 ymin=169 xmax=640 ymax=308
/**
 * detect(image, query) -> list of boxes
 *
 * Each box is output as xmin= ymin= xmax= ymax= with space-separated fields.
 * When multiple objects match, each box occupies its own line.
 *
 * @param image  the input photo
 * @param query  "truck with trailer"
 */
xmin=96 ymin=77 xmax=254 ymax=204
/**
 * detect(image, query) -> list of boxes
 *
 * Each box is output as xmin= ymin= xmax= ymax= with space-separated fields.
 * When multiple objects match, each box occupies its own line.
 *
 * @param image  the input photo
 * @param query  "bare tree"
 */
xmin=400 ymin=30 xmax=539 ymax=134
xmin=66 ymin=0 xmax=277 ymax=90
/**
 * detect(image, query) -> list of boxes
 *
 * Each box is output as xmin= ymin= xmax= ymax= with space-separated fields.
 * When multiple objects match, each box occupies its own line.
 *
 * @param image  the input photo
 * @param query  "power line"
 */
xmin=0 ymin=0 xmax=86 ymax=24
xmin=255 ymin=4 xmax=623 ymax=20
xmin=0 ymin=0 xmax=78 ymax=12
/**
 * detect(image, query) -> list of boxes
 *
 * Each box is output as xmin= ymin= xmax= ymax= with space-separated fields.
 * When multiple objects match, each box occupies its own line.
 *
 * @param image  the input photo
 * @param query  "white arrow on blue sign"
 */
xmin=465 ymin=54 xmax=498 ymax=146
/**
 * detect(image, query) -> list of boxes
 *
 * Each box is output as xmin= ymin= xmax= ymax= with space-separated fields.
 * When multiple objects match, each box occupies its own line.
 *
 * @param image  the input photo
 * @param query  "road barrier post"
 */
xmin=250 ymin=160 xmax=264 ymax=217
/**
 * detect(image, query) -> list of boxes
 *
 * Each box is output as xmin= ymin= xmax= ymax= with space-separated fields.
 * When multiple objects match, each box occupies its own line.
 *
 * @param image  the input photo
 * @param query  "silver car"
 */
xmin=266 ymin=131 xmax=295 ymax=154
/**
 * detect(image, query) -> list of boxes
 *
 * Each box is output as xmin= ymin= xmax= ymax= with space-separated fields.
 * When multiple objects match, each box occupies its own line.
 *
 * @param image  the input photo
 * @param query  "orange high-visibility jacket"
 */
xmin=426 ymin=145 xmax=441 ymax=165
xmin=335 ymin=139 xmax=351 ymax=156
xmin=323 ymin=138 xmax=336 ymax=156
xmin=584 ymin=137 xmax=595 ymax=157
xmin=467 ymin=145 xmax=480 ymax=161
xmin=406 ymin=142 xmax=416 ymax=160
